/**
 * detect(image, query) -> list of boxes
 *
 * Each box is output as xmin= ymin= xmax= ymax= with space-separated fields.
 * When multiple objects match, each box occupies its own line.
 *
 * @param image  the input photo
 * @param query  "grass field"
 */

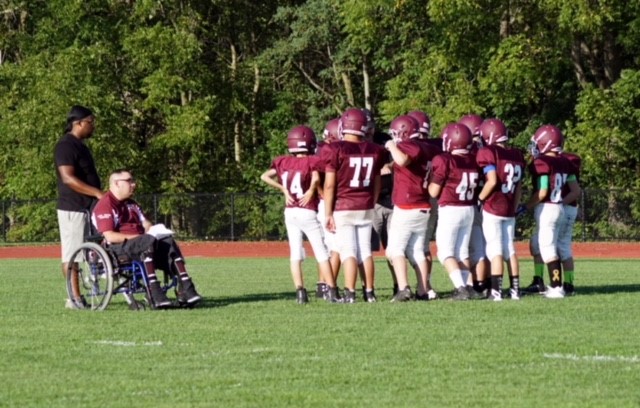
xmin=1 ymin=256 xmax=639 ymax=407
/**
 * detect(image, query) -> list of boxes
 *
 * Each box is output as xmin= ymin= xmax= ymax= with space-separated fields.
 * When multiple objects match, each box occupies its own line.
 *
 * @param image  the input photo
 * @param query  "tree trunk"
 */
xmin=230 ymin=43 xmax=241 ymax=162
xmin=362 ymin=56 xmax=371 ymax=111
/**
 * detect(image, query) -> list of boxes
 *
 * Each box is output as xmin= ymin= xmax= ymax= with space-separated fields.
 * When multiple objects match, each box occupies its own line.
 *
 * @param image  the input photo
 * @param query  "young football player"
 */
xmin=261 ymin=125 xmax=340 ymax=303
xmin=475 ymin=118 xmax=526 ymax=301
xmin=428 ymin=123 xmax=481 ymax=300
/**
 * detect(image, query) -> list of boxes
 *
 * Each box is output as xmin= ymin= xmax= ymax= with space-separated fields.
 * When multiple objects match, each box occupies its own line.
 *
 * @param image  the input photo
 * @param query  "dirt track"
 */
xmin=0 ymin=241 xmax=638 ymax=259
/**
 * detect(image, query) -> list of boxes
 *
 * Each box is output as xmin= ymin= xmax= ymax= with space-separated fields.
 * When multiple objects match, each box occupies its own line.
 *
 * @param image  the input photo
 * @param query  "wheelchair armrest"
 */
xmin=85 ymin=233 xmax=105 ymax=243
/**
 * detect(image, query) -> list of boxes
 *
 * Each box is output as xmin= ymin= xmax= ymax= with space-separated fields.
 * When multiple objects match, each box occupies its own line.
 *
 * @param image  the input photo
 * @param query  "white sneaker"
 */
xmin=488 ymin=289 xmax=503 ymax=302
xmin=544 ymin=286 xmax=565 ymax=299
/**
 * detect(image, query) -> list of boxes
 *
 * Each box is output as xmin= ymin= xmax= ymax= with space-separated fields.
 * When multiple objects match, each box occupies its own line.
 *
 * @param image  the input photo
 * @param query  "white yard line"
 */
xmin=93 ymin=340 xmax=163 ymax=347
xmin=543 ymin=353 xmax=640 ymax=363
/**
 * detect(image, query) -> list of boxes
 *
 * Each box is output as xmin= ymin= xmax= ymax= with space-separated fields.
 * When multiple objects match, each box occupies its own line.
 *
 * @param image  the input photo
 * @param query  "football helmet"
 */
xmin=458 ymin=114 xmax=483 ymax=136
xmin=530 ymin=124 xmax=563 ymax=157
xmin=389 ymin=115 xmax=420 ymax=143
xmin=407 ymin=110 xmax=431 ymax=137
xmin=339 ymin=108 xmax=369 ymax=138
xmin=323 ymin=118 xmax=340 ymax=143
xmin=441 ymin=123 xmax=472 ymax=153
xmin=287 ymin=125 xmax=317 ymax=154
xmin=478 ymin=118 xmax=509 ymax=146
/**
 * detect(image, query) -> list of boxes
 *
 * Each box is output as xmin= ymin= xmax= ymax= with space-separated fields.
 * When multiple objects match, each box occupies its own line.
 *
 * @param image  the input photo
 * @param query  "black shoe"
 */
xmin=450 ymin=286 xmax=470 ymax=301
xmin=467 ymin=285 xmax=486 ymax=300
xmin=364 ymin=289 xmax=377 ymax=303
xmin=296 ymin=287 xmax=309 ymax=304
xmin=524 ymin=277 xmax=546 ymax=294
xmin=391 ymin=286 xmax=413 ymax=302
xmin=315 ymin=282 xmax=327 ymax=298
xmin=343 ymin=288 xmax=356 ymax=303
xmin=177 ymin=280 xmax=202 ymax=306
xmin=323 ymin=286 xmax=342 ymax=303
xmin=415 ymin=293 xmax=429 ymax=301
xmin=149 ymin=282 xmax=172 ymax=309
xmin=563 ymin=282 xmax=576 ymax=296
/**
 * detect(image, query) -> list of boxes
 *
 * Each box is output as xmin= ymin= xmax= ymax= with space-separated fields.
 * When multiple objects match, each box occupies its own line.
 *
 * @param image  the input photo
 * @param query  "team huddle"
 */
xmin=261 ymin=108 xmax=581 ymax=303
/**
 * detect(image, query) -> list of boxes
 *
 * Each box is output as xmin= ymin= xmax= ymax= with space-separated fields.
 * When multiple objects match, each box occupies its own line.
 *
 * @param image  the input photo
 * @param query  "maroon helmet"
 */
xmin=323 ymin=118 xmax=340 ymax=143
xmin=531 ymin=124 xmax=563 ymax=157
xmin=407 ymin=110 xmax=431 ymax=137
xmin=441 ymin=123 xmax=472 ymax=153
xmin=478 ymin=118 xmax=509 ymax=146
xmin=458 ymin=114 xmax=483 ymax=136
xmin=389 ymin=115 xmax=420 ymax=143
xmin=287 ymin=125 xmax=317 ymax=154
xmin=339 ymin=108 xmax=369 ymax=138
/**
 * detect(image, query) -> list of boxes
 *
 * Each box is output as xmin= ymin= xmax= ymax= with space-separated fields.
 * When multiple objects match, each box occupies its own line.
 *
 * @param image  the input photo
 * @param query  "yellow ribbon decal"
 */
xmin=552 ymin=269 xmax=560 ymax=282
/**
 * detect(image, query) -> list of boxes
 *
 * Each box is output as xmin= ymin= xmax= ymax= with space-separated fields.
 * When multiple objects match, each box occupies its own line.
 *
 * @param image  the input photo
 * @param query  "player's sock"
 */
xmin=564 ymin=270 xmax=574 ymax=284
xmin=144 ymin=256 xmax=158 ymax=283
xmin=509 ymin=275 xmax=520 ymax=292
xmin=449 ymin=269 xmax=465 ymax=288
xmin=546 ymin=260 xmax=562 ymax=288
xmin=491 ymin=275 xmax=503 ymax=292
xmin=534 ymin=263 xmax=544 ymax=279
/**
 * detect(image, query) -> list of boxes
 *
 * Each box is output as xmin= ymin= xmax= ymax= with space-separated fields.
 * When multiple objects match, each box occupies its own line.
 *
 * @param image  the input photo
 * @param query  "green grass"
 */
xmin=1 ymin=256 xmax=640 ymax=407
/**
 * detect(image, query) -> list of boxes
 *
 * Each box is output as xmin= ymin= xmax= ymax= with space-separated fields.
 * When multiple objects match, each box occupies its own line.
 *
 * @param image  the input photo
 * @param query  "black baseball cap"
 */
xmin=67 ymin=105 xmax=93 ymax=122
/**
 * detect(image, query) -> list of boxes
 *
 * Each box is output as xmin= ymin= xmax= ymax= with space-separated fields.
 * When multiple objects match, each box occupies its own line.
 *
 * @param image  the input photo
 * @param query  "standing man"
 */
xmin=54 ymin=105 xmax=104 ymax=309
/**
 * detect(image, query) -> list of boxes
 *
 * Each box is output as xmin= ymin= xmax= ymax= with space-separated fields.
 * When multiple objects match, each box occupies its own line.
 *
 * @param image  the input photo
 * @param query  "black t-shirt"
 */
xmin=372 ymin=131 xmax=393 ymax=207
xmin=54 ymin=133 xmax=101 ymax=211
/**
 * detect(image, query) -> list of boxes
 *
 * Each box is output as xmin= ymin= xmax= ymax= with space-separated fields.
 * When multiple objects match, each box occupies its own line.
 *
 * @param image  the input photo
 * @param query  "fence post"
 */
xmin=230 ymin=193 xmax=235 ymax=241
xmin=153 ymin=194 xmax=158 ymax=223
xmin=2 ymin=200 xmax=5 ymax=242
xmin=580 ymin=189 xmax=586 ymax=242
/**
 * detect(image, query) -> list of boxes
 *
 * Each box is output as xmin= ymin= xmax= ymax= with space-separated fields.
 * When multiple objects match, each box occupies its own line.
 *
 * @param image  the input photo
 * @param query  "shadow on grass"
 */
xmin=195 ymin=291 xmax=295 ymax=308
xmin=570 ymin=284 xmax=640 ymax=296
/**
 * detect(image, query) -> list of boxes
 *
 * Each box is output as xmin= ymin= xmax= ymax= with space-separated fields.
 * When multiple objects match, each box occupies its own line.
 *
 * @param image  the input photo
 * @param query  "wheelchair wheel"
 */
xmin=66 ymin=242 xmax=114 ymax=311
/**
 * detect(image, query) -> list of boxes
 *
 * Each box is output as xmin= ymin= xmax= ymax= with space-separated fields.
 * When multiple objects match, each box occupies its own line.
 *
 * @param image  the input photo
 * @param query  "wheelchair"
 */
xmin=65 ymin=234 xmax=177 ymax=311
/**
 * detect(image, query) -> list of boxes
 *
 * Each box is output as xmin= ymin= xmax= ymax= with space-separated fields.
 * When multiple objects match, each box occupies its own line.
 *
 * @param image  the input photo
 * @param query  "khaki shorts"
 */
xmin=57 ymin=210 xmax=88 ymax=263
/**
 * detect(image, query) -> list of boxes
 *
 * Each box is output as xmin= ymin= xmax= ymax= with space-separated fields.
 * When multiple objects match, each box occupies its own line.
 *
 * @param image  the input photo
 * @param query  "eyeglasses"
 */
xmin=115 ymin=178 xmax=136 ymax=184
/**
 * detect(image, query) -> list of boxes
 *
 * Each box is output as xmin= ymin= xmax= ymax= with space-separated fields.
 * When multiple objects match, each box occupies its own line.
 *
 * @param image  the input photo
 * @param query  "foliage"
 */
xmin=1 ymin=0 xmax=640 ymax=238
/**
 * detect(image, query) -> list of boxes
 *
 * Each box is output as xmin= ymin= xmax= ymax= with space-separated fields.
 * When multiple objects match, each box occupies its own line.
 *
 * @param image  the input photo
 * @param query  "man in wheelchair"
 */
xmin=92 ymin=169 xmax=202 ymax=309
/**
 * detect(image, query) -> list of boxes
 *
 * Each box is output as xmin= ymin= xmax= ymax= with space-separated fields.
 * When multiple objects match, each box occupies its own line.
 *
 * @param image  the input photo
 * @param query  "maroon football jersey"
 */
xmin=92 ymin=191 xmax=146 ymax=235
xmin=560 ymin=151 xmax=582 ymax=206
xmin=431 ymin=152 xmax=481 ymax=207
xmin=528 ymin=154 xmax=578 ymax=204
xmin=270 ymin=155 xmax=322 ymax=211
xmin=392 ymin=139 xmax=441 ymax=207
xmin=476 ymin=145 xmax=526 ymax=216
xmin=326 ymin=140 xmax=386 ymax=211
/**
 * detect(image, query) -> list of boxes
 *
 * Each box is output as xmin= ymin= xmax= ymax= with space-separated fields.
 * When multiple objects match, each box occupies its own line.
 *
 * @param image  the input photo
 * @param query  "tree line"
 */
xmin=0 ymin=1 xmax=639 ymax=219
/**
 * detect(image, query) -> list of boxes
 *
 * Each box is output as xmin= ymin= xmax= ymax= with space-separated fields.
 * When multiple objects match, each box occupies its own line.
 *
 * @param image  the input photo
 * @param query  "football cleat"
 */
xmin=563 ymin=283 xmax=576 ymax=296
xmin=523 ymin=277 xmax=546 ymax=294
xmin=487 ymin=289 xmax=503 ymax=302
xmin=450 ymin=286 xmax=470 ymax=301
xmin=343 ymin=289 xmax=356 ymax=304
xmin=544 ymin=286 xmax=565 ymax=299
xmin=295 ymin=287 xmax=309 ymax=304
xmin=391 ymin=287 xmax=413 ymax=303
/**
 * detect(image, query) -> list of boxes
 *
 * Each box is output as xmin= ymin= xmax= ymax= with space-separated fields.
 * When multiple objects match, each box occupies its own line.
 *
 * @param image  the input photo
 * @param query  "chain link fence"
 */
xmin=1 ymin=189 xmax=639 ymax=244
